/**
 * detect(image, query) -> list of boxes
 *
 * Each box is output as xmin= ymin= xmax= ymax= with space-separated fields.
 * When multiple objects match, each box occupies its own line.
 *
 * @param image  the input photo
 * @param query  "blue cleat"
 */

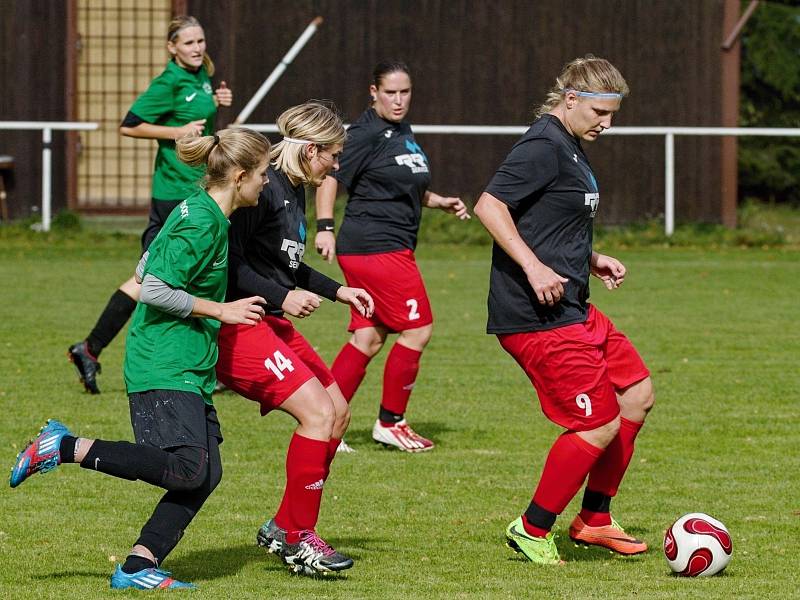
xmin=9 ymin=420 xmax=72 ymax=488
xmin=110 ymin=565 xmax=196 ymax=590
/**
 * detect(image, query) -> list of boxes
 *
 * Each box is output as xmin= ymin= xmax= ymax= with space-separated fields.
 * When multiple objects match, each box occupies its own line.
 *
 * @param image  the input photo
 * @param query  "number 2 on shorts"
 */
xmin=406 ymin=298 xmax=420 ymax=321
xmin=264 ymin=351 xmax=295 ymax=381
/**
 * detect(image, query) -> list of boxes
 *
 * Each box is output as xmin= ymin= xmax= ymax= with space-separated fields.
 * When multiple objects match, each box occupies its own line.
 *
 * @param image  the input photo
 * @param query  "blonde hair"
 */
xmin=177 ymin=128 xmax=270 ymax=191
xmin=534 ymin=55 xmax=629 ymax=119
xmin=168 ymin=15 xmax=215 ymax=76
xmin=270 ymin=102 xmax=346 ymax=187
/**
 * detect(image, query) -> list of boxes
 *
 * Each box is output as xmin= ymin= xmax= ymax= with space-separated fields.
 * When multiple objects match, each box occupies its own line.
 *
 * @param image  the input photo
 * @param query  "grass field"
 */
xmin=1 ymin=232 xmax=798 ymax=599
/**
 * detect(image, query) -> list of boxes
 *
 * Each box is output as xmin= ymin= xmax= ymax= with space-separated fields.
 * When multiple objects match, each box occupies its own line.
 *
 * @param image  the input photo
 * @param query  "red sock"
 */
xmin=586 ymin=417 xmax=643 ymax=497
xmin=381 ymin=343 xmax=422 ymax=417
xmin=331 ymin=342 xmax=371 ymax=403
xmin=532 ymin=432 xmax=605 ymax=516
xmin=324 ymin=438 xmax=341 ymax=479
xmin=578 ymin=508 xmax=612 ymax=527
xmin=522 ymin=515 xmax=551 ymax=538
xmin=273 ymin=433 xmax=329 ymax=543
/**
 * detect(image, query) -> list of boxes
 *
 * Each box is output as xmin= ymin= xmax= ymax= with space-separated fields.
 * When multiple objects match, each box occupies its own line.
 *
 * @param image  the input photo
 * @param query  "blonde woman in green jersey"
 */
xmin=68 ymin=15 xmax=234 ymax=394
xmin=11 ymin=128 xmax=269 ymax=591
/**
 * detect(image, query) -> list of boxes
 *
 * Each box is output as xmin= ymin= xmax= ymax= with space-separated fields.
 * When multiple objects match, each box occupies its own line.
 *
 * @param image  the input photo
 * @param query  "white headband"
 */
xmin=282 ymin=136 xmax=311 ymax=145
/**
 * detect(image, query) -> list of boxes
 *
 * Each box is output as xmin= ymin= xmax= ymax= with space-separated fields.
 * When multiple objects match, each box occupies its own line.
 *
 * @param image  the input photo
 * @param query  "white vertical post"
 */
xmin=664 ymin=132 xmax=675 ymax=236
xmin=42 ymin=127 xmax=52 ymax=232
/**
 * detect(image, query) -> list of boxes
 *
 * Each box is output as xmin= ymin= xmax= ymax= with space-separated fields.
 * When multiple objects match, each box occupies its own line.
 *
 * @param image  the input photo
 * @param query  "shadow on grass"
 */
xmin=32 ymin=570 xmax=107 ymax=582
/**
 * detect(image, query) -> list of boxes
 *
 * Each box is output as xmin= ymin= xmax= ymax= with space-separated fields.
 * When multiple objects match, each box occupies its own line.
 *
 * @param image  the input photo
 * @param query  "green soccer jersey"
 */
xmin=124 ymin=189 xmax=229 ymax=403
xmin=129 ymin=61 xmax=217 ymax=201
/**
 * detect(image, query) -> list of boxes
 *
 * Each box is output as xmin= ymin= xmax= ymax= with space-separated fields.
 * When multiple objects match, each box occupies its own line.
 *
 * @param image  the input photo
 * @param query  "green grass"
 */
xmin=0 ymin=234 xmax=798 ymax=599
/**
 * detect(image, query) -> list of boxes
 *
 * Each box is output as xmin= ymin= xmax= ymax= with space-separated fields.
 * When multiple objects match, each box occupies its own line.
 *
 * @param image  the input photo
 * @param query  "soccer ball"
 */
xmin=663 ymin=513 xmax=732 ymax=576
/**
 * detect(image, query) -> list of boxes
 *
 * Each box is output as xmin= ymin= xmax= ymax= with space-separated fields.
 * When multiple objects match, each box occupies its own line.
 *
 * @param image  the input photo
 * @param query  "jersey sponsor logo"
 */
xmin=384 ymin=129 xmax=393 ymax=138
xmin=395 ymin=153 xmax=429 ymax=174
xmin=281 ymin=239 xmax=305 ymax=269
xmin=584 ymin=193 xmax=600 ymax=217
xmin=179 ymin=201 xmax=189 ymax=219
xmin=202 ymin=82 xmax=212 ymax=95
xmin=185 ymin=92 xmax=197 ymax=102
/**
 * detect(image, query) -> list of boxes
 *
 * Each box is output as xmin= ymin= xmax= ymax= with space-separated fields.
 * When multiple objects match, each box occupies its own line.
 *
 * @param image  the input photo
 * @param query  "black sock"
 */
xmin=581 ymin=488 xmax=612 ymax=513
xmin=122 ymin=554 xmax=156 ymax=574
xmin=59 ymin=436 xmax=76 ymax=463
xmin=524 ymin=501 xmax=558 ymax=531
xmin=379 ymin=406 xmax=403 ymax=424
xmin=86 ymin=289 xmax=137 ymax=357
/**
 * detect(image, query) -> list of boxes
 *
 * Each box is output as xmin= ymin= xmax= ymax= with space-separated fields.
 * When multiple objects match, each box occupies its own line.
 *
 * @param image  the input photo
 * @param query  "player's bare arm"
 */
xmin=475 ymin=192 xmax=568 ymax=306
xmin=314 ymin=176 xmax=338 ymax=262
xmin=120 ymin=120 xmax=207 ymax=141
xmin=422 ymin=191 xmax=471 ymax=220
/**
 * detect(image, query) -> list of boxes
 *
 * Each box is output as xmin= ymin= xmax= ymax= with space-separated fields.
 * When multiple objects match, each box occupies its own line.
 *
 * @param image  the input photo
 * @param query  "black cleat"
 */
xmin=281 ymin=530 xmax=354 ymax=576
xmin=68 ymin=341 xmax=101 ymax=394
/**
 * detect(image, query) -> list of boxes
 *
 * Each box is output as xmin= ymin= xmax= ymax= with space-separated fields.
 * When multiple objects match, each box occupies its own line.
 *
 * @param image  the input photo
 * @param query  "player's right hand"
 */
xmin=176 ymin=119 xmax=207 ymax=139
xmin=220 ymin=296 xmax=265 ymax=325
xmin=526 ymin=264 xmax=568 ymax=306
xmin=282 ymin=290 xmax=322 ymax=318
xmin=315 ymin=231 xmax=336 ymax=263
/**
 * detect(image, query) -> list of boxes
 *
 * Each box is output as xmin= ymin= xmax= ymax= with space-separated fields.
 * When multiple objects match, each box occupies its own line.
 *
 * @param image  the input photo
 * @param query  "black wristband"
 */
xmin=316 ymin=218 xmax=335 ymax=233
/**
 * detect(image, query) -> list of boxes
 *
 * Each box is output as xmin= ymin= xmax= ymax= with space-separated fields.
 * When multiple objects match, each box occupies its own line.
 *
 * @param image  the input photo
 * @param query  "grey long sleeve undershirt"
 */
xmin=140 ymin=273 xmax=195 ymax=318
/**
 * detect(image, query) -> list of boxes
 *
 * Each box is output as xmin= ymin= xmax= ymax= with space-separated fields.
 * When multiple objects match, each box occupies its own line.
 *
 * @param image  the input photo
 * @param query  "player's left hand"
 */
xmin=591 ymin=253 xmax=626 ymax=290
xmin=214 ymin=81 xmax=233 ymax=107
xmin=336 ymin=286 xmax=374 ymax=318
xmin=440 ymin=196 xmax=471 ymax=220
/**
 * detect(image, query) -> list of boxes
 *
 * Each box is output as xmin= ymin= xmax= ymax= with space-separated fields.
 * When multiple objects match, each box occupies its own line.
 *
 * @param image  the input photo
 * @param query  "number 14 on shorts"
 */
xmin=264 ymin=351 xmax=294 ymax=381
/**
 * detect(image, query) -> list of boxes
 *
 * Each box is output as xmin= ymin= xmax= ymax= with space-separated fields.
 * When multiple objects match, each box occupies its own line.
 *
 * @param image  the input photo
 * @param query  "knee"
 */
xmin=351 ymin=330 xmax=384 ymax=357
xmin=399 ymin=324 xmax=433 ymax=351
xmin=163 ymin=446 xmax=209 ymax=493
xmin=582 ymin=415 xmax=621 ymax=449
xmin=632 ymin=377 xmax=656 ymax=414
xmin=299 ymin=393 xmax=336 ymax=435
xmin=334 ymin=403 xmax=351 ymax=433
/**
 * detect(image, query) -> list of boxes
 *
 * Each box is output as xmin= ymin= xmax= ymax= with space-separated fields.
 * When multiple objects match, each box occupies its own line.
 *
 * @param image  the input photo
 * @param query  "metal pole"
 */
xmin=234 ymin=17 xmax=323 ymax=125
xmin=42 ymin=127 xmax=52 ymax=232
xmin=665 ymin=132 xmax=675 ymax=236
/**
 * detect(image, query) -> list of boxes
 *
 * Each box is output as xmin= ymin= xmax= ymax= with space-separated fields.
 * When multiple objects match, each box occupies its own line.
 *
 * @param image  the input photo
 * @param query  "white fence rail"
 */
xmin=0 ymin=121 xmax=99 ymax=232
xmin=247 ymin=124 xmax=800 ymax=235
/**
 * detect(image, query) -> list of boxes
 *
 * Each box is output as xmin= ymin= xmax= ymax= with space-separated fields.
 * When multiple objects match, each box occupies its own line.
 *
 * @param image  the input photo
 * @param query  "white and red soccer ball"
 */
xmin=664 ymin=513 xmax=732 ymax=577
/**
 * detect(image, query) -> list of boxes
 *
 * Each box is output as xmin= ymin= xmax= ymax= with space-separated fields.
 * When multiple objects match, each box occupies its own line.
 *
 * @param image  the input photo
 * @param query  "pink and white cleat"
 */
xmin=372 ymin=419 xmax=434 ymax=452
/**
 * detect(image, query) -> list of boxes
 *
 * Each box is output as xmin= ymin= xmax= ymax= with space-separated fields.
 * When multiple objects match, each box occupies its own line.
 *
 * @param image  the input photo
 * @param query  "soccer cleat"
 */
xmin=110 ymin=565 xmax=196 ymax=590
xmin=505 ymin=517 xmax=564 ymax=565
xmin=371 ymin=419 xmax=434 ymax=452
xmin=256 ymin=518 xmax=287 ymax=555
xmin=335 ymin=439 xmax=356 ymax=453
xmin=10 ymin=420 xmax=72 ymax=488
xmin=281 ymin=530 xmax=354 ymax=576
xmin=68 ymin=341 xmax=102 ymax=394
xmin=568 ymin=514 xmax=648 ymax=555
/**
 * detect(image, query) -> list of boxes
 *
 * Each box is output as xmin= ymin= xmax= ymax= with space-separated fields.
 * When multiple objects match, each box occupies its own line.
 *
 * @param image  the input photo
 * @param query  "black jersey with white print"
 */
xmin=227 ymin=166 xmax=341 ymax=316
xmin=334 ymin=108 xmax=432 ymax=254
xmin=484 ymin=114 xmax=602 ymax=334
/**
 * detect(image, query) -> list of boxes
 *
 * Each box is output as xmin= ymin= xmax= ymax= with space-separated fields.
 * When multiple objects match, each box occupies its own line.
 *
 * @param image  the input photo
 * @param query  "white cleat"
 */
xmin=371 ymin=419 xmax=434 ymax=452
xmin=336 ymin=439 xmax=356 ymax=453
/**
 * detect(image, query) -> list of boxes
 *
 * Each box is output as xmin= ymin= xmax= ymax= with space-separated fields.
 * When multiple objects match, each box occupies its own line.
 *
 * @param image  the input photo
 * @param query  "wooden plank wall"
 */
xmin=192 ymin=0 xmax=731 ymax=225
xmin=0 ymin=0 xmax=733 ymax=224
xmin=0 ymin=0 xmax=69 ymax=219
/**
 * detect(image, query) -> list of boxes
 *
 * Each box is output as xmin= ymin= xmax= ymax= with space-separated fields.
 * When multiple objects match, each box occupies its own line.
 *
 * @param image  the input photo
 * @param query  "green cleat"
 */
xmin=505 ymin=517 xmax=564 ymax=565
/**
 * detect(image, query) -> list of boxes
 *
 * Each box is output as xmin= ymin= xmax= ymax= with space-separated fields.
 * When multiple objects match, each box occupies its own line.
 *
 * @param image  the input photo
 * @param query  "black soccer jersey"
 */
xmin=227 ymin=167 xmax=341 ymax=315
xmin=484 ymin=114 xmax=602 ymax=334
xmin=334 ymin=108 xmax=432 ymax=254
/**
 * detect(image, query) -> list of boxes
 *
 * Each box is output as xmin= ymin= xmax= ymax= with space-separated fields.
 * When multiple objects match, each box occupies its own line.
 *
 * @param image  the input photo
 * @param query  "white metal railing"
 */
xmin=247 ymin=123 xmax=800 ymax=235
xmin=0 ymin=121 xmax=99 ymax=232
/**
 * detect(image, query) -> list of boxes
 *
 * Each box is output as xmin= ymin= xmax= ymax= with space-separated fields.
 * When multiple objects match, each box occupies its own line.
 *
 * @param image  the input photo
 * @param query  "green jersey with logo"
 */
xmin=124 ymin=189 xmax=229 ymax=403
xmin=129 ymin=61 xmax=217 ymax=201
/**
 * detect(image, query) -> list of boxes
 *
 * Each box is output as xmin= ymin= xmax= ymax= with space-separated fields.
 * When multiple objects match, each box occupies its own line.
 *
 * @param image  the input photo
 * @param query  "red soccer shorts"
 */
xmin=216 ymin=315 xmax=336 ymax=415
xmin=497 ymin=305 xmax=650 ymax=431
xmin=337 ymin=249 xmax=433 ymax=333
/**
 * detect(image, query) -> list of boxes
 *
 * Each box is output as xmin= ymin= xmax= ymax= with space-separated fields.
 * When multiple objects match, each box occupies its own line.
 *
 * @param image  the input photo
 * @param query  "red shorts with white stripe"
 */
xmin=337 ymin=249 xmax=433 ymax=333
xmin=497 ymin=305 xmax=649 ymax=431
xmin=216 ymin=316 xmax=335 ymax=416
